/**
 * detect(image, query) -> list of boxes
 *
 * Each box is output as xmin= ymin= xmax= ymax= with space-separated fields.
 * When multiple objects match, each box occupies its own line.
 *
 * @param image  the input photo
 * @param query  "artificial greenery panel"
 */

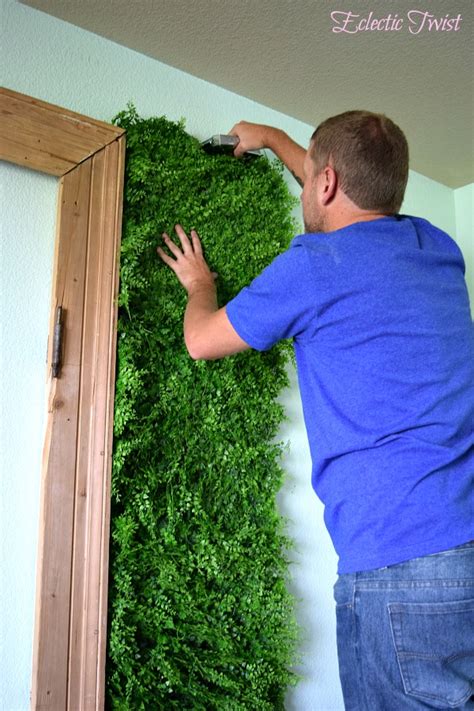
xmin=107 ymin=106 xmax=300 ymax=710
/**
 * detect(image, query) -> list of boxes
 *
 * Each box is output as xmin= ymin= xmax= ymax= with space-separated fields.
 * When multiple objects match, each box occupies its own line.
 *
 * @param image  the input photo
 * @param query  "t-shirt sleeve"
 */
xmin=225 ymin=245 xmax=315 ymax=351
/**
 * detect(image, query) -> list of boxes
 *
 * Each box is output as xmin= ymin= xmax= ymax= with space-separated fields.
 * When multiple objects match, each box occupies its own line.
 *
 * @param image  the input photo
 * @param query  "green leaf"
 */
xmin=107 ymin=105 xmax=301 ymax=710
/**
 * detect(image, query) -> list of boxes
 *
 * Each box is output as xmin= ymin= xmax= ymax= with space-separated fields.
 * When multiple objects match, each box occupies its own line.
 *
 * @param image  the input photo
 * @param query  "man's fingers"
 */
xmin=158 ymin=227 xmax=210 ymax=283
xmin=228 ymin=123 xmax=245 ymax=157
xmin=228 ymin=120 xmax=267 ymax=156
xmin=159 ymin=227 xmax=203 ymax=263
xmin=162 ymin=232 xmax=182 ymax=258
xmin=158 ymin=227 xmax=216 ymax=293
xmin=157 ymin=246 xmax=176 ymax=270
xmin=190 ymin=229 xmax=203 ymax=255
xmin=174 ymin=224 xmax=192 ymax=254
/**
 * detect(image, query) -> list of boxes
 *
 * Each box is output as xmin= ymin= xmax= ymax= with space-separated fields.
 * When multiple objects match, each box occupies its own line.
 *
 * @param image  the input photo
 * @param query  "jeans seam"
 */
xmin=353 ymin=587 xmax=372 ymax=711
xmin=356 ymin=579 xmax=474 ymax=591
xmin=388 ymin=603 xmax=408 ymax=698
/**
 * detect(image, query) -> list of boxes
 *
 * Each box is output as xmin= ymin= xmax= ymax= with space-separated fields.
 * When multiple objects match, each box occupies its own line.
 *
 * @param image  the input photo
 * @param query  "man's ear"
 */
xmin=320 ymin=165 xmax=338 ymax=205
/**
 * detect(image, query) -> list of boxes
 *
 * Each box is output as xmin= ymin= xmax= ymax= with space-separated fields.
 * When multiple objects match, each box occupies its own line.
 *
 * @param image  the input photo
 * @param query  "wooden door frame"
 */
xmin=0 ymin=87 xmax=125 ymax=710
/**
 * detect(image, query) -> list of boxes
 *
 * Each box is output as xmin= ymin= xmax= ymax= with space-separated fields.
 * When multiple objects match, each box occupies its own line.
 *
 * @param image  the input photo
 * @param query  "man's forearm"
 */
xmin=183 ymin=283 xmax=218 ymax=356
xmin=263 ymin=127 xmax=306 ymax=187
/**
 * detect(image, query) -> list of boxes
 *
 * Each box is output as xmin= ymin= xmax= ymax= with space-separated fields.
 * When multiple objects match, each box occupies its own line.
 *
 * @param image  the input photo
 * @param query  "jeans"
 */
xmin=333 ymin=541 xmax=474 ymax=710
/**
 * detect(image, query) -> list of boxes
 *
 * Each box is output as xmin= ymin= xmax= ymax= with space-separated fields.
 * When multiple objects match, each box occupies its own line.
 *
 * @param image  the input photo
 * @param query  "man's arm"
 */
xmin=157 ymin=225 xmax=250 ymax=360
xmin=229 ymin=121 xmax=306 ymax=187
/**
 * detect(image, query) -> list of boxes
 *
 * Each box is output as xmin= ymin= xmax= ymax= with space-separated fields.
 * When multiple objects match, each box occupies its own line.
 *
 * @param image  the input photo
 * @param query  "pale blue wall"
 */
xmin=402 ymin=171 xmax=455 ymax=235
xmin=1 ymin=0 xmax=472 ymax=709
xmin=0 ymin=163 xmax=57 ymax=711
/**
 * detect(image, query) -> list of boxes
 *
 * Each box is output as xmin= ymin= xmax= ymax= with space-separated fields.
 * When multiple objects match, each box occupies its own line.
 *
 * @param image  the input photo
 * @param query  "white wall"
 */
xmin=1 ymin=0 xmax=472 ymax=709
xmin=402 ymin=171 xmax=456 ymax=236
xmin=0 ymin=163 xmax=57 ymax=711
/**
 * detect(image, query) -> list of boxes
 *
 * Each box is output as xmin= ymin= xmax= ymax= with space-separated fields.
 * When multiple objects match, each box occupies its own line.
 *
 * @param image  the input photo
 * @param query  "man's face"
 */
xmin=301 ymin=145 xmax=327 ymax=234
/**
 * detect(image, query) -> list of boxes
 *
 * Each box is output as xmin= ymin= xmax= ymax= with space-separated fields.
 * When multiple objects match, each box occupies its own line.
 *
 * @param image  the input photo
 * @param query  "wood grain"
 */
xmin=68 ymin=136 xmax=125 ymax=709
xmin=31 ymin=159 xmax=92 ymax=710
xmin=0 ymin=87 xmax=123 ymax=176
xmin=1 ymin=89 xmax=125 ymax=710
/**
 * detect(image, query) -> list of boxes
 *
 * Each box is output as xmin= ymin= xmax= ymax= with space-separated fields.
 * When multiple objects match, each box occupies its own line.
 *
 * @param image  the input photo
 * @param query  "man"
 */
xmin=157 ymin=111 xmax=474 ymax=709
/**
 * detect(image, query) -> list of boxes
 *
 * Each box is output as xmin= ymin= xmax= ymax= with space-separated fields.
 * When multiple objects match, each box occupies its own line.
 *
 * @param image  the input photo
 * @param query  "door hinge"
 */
xmin=52 ymin=306 xmax=64 ymax=378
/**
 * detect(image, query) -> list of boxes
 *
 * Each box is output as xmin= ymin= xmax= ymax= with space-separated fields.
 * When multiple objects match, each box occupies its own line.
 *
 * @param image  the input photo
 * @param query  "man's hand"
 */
xmin=157 ymin=224 xmax=217 ymax=295
xmin=228 ymin=121 xmax=272 ymax=157
xmin=157 ymin=224 xmax=249 ymax=360
xmin=229 ymin=121 xmax=306 ymax=187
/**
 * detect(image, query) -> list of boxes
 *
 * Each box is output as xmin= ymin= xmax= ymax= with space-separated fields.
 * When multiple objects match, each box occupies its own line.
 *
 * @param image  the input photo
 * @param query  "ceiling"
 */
xmin=21 ymin=0 xmax=474 ymax=188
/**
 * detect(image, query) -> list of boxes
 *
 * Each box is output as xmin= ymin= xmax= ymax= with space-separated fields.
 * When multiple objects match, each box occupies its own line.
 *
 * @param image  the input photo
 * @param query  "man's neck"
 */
xmin=327 ymin=211 xmax=390 ymax=232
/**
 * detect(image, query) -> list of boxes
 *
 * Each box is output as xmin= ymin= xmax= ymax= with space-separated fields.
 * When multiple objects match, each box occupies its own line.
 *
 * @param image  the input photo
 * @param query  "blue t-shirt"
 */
xmin=226 ymin=214 xmax=474 ymax=573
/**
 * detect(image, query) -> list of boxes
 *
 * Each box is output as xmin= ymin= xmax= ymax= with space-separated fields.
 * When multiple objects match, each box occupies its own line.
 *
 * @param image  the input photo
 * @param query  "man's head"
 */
xmin=302 ymin=110 xmax=409 ymax=233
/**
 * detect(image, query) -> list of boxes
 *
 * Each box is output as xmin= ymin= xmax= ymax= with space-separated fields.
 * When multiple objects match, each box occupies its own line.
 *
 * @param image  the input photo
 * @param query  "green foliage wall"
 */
xmin=107 ymin=106 xmax=300 ymax=710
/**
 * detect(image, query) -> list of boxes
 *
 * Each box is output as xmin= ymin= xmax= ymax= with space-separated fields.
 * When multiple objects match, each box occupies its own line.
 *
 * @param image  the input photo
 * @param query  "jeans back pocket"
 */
xmin=388 ymin=597 xmax=474 ymax=709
